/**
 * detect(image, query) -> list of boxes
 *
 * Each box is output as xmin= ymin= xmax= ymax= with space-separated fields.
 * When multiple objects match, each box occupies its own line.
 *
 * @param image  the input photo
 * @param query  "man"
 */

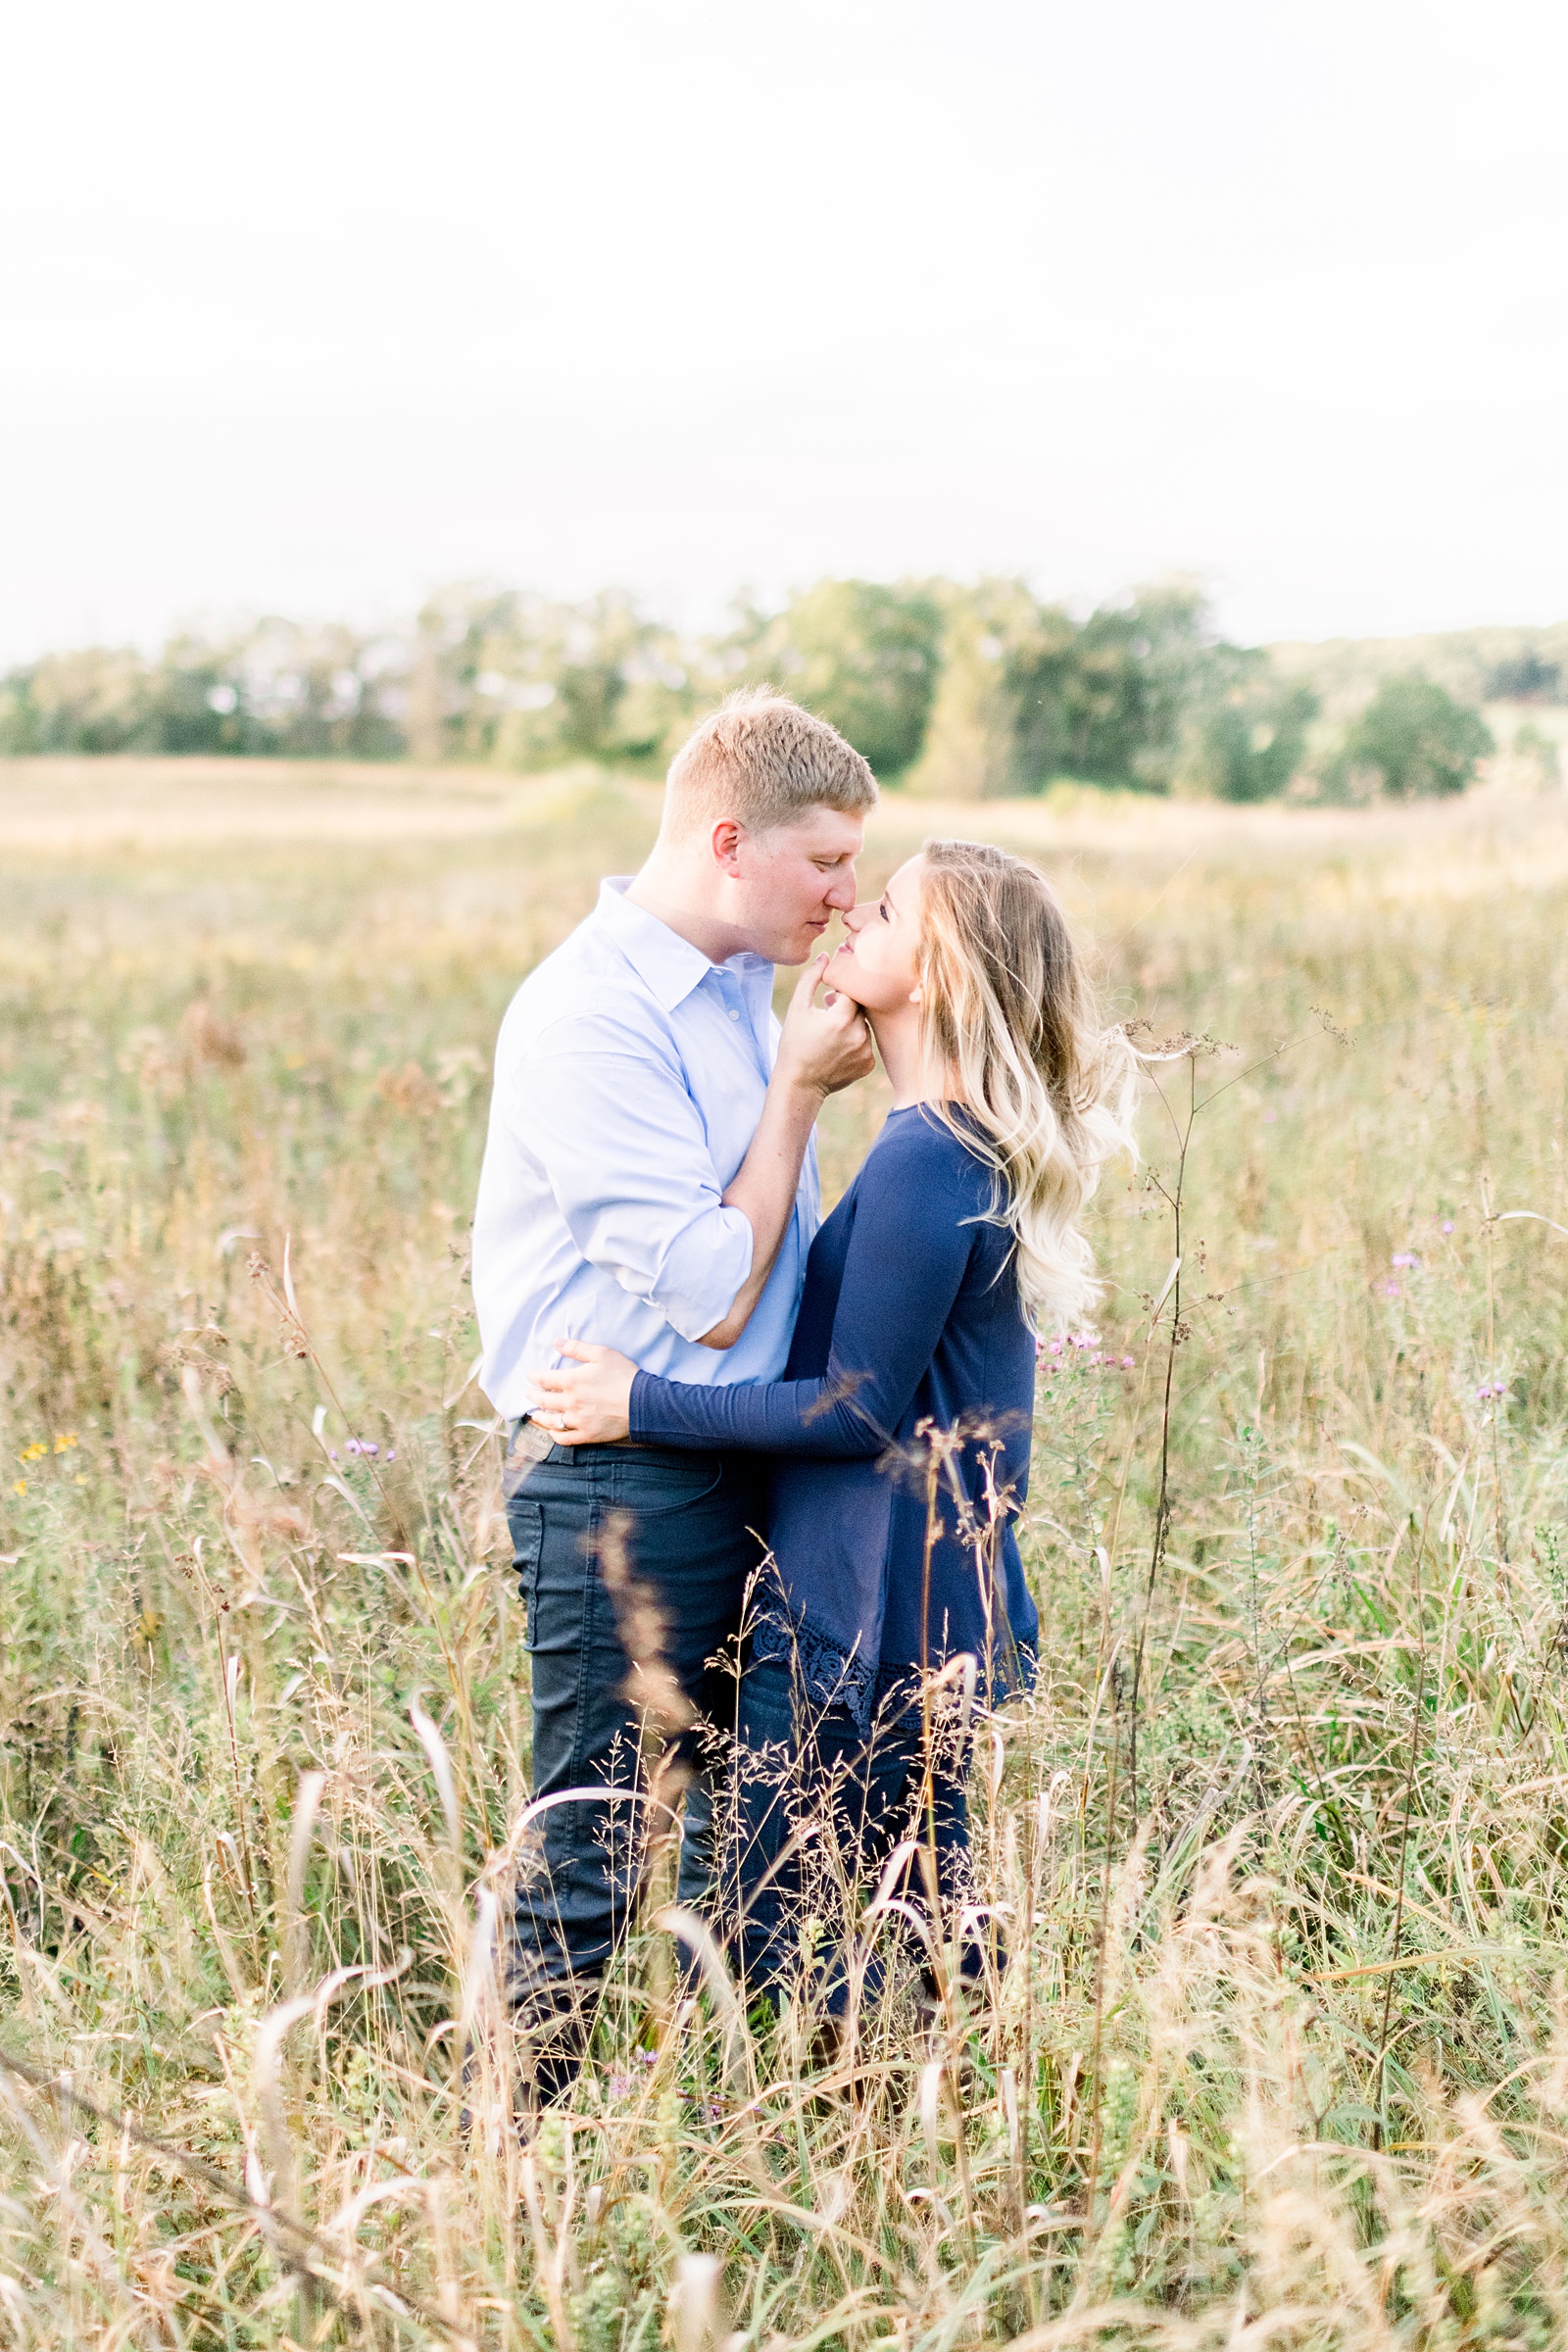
xmin=472 ymin=687 xmax=877 ymax=2097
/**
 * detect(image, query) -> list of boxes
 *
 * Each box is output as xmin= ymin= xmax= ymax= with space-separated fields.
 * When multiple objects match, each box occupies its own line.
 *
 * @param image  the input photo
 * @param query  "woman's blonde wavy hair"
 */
xmin=916 ymin=838 xmax=1139 ymax=1334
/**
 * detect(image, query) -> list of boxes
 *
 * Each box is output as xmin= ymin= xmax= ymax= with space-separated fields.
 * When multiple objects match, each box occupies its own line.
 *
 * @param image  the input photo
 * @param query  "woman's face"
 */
xmin=825 ymin=853 xmax=925 ymax=1013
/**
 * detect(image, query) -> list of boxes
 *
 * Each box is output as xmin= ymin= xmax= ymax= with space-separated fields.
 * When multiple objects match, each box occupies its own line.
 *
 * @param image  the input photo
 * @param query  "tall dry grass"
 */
xmin=4 ymin=764 xmax=1568 ymax=2347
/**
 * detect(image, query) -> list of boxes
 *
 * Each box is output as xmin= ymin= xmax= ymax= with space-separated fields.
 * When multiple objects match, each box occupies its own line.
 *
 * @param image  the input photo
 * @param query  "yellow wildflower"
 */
xmin=53 ymin=1432 xmax=78 ymax=1452
xmin=20 ymin=1442 xmax=45 ymax=1463
xmin=12 ymin=1479 xmax=25 ymax=1497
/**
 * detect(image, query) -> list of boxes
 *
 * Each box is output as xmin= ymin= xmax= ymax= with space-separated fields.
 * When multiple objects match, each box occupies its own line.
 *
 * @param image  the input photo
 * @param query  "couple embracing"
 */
xmin=472 ymin=689 xmax=1136 ymax=2103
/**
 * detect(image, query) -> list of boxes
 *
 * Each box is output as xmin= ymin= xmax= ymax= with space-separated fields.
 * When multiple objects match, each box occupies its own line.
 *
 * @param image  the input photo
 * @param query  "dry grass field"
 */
xmin=5 ymin=759 xmax=1568 ymax=2349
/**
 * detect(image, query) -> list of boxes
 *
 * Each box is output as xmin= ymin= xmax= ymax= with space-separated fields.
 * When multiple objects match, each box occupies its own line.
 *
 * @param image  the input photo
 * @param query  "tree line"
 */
xmin=0 ymin=577 xmax=1517 ymax=802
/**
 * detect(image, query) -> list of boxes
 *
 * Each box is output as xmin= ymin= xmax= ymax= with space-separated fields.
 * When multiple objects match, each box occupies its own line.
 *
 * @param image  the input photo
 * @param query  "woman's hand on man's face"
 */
xmin=526 ymin=1340 xmax=637 ymax=1445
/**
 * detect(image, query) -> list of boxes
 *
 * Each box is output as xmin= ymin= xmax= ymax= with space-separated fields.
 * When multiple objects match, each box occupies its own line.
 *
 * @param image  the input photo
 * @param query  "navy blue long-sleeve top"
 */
xmin=629 ymin=1105 xmax=1040 ymax=1727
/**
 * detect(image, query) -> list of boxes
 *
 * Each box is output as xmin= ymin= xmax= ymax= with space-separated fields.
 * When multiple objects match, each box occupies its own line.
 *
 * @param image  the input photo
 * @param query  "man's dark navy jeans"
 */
xmin=504 ymin=1437 xmax=763 ymax=2098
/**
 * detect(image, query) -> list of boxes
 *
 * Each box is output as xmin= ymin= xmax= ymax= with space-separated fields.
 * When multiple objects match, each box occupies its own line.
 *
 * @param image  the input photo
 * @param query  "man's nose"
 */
xmin=823 ymin=868 xmax=858 ymax=913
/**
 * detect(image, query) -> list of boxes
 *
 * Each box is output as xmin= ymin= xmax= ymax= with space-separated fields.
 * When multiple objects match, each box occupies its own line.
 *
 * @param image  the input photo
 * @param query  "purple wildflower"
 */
xmin=1382 ymin=1281 xmax=1400 ymax=1298
xmin=1121 ymin=1354 xmax=1136 ymax=1369
xmin=1391 ymin=1251 xmax=1421 ymax=1271
xmin=1442 ymin=1219 xmax=1455 ymax=1234
xmin=607 ymin=2073 xmax=634 ymax=2100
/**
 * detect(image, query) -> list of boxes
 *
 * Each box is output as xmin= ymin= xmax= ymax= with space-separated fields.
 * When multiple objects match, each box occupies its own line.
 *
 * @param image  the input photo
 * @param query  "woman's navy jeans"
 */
xmin=729 ymin=1655 xmax=981 ymax=2013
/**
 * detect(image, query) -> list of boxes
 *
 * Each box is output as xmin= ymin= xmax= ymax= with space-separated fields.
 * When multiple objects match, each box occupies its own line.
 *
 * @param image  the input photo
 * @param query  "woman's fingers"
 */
xmin=528 ymin=1394 xmax=580 ymax=1430
xmin=552 ymin=1337 xmax=603 ymax=1363
xmin=529 ymin=1339 xmax=631 ymax=1447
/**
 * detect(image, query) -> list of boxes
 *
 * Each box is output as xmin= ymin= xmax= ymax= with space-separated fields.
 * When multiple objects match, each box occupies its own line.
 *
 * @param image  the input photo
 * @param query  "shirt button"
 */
xmin=728 ymin=1008 xmax=740 ymax=1020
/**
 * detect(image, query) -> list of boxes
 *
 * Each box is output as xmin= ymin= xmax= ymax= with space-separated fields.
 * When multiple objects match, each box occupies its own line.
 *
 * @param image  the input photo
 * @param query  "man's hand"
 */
xmin=527 ymin=1340 xmax=638 ymax=1445
xmin=694 ymin=957 xmax=874 ymax=1351
xmin=774 ymin=954 xmax=876 ymax=1100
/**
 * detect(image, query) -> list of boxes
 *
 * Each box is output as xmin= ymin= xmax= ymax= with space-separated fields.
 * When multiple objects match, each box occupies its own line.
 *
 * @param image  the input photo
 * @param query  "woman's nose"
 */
xmin=842 ymin=900 xmax=872 ymax=934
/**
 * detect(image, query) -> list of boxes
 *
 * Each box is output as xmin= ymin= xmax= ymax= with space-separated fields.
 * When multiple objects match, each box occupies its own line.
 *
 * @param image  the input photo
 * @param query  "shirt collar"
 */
xmin=595 ymin=878 xmax=722 ymax=1012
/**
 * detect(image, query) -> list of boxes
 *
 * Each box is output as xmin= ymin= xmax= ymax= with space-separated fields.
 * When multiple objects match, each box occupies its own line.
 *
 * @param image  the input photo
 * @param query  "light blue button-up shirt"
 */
xmin=473 ymin=879 xmax=819 ymax=1420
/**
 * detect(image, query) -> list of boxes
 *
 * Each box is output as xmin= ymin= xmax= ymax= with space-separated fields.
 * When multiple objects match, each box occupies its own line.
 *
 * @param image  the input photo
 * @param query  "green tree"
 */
xmin=735 ymin=579 xmax=944 ymax=776
xmin=408 ymin=586 xmax=692 ymax=770
xmin=1179 ymin=670 xmax=1319 ymax=803
xmin=997 ymin=582 xmax=1226 ymax=794
xmin=1054 ymin=586 xmax=1218 ymax=790
xmin=0 ymin=646 xmax=154 ymax=754
xmin=1338 ymin=675 xmax=1494 ymax=800
xmin=992 ymin=597 xmax=1086 ymax=786
xmin=155 ymin=620 xmax=408 ymax=758
xmin=0 ymin=624 xmax=410 ymax=759
xmin=547 ymin=593 xmax=692 ymax=765
xmin=1486 ymin=651 xmax=1561 ymax=702
xmin=906 ymin=580 xmax=1227 ymax=799
xmin=902 ymin=579 xmax=1044 ymax=798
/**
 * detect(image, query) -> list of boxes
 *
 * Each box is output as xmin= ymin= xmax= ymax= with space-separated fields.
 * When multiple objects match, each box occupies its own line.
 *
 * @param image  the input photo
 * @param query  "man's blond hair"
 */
xmin=662 ymin=686 xmax=877 ymax=841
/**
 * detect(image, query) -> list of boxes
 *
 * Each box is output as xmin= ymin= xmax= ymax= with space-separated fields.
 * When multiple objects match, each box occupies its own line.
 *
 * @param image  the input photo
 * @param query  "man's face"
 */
xmin=724 ymin=807 xmax=865 ymax=963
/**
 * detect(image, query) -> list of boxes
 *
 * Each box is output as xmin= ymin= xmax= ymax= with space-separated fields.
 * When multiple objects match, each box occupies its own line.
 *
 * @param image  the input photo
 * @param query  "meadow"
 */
xmin=4 ymin=758 xmax=1568 ymax=2350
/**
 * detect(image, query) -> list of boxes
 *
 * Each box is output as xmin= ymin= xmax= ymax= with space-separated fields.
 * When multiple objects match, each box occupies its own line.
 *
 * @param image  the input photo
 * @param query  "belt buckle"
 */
xmin=503 ymin=1415 xmax=556 ymax=1494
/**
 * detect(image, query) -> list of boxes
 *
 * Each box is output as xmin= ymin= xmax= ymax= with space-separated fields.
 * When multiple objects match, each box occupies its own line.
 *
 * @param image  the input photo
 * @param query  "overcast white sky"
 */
xmin=3 ymin=0 xmax=1565 ymax=662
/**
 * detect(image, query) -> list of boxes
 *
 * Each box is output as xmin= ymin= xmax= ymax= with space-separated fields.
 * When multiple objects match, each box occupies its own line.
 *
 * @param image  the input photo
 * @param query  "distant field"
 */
xmin=7 ymin=746 xmax=1566 ymax=846
xmin=0 ymin=752 xmax=559 ymax=847
xmin=6 ymin=761 xmax=1568 ymax=2346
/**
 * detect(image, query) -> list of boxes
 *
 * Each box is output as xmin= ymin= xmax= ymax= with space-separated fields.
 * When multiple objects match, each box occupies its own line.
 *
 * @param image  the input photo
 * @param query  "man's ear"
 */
xmin=710 ymin=817 xmax=747 ymax=875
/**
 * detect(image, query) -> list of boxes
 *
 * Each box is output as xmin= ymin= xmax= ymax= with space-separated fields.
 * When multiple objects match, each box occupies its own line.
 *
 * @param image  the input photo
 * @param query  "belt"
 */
xmin=505 ymin=1413 xmax=654 ymax=1476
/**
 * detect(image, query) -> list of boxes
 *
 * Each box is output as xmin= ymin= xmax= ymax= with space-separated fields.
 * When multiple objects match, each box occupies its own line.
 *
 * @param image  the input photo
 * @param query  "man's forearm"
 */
xmin=696 ymin=1075 xmax=822 ymax=1348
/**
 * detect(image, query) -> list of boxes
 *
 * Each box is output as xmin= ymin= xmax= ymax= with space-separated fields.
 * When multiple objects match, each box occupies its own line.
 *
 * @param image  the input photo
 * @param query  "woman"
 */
xmin=530 ymin=839 xmax=1138 ymax=2000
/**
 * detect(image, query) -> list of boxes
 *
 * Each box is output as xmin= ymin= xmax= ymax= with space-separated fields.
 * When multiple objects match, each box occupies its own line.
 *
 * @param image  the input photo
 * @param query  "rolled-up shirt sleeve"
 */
xmin=513 ymin=1017 xmax=754 ymax=1344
